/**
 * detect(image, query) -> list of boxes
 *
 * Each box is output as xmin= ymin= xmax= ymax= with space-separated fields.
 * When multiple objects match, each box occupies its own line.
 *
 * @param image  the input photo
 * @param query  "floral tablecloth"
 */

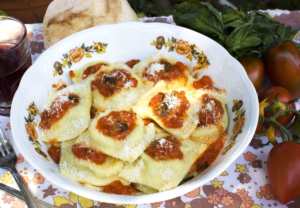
xmin=1 ymin=11 xmax=300 ymax=208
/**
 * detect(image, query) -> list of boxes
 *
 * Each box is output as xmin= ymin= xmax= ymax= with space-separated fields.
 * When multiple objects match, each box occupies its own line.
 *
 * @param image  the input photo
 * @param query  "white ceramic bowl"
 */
xmin=11 ymin=22 xmax=258 ymax=204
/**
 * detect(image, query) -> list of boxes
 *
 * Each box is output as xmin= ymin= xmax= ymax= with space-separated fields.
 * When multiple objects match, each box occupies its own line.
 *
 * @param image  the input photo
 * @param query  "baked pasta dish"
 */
xmin=37 ymin=53 xmax=228 ymax=195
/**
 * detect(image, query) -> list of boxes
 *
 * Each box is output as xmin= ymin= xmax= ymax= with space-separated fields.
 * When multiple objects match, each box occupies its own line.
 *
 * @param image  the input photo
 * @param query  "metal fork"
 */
xmin=0 ymin=127 xmax=41 ymax=208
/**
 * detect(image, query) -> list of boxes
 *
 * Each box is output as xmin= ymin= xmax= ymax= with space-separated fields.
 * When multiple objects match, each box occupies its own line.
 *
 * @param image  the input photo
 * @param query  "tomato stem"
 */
xmin=283 ymin=109 xmax=300 ymax=117
xmin=272 ymin=120 xmax=292 ymax=141
xmin=254 ymin=132 xmax=267 ymax=137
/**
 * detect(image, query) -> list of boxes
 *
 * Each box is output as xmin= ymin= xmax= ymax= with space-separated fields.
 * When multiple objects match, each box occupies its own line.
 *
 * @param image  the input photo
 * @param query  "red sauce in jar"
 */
xmin=196 ymin=135 xmax=226 ymax=172
xmin=48 ymin=144 xmax=61 ymax=164
xmin=193 ymin=75 xmax=220 ymax=91
xmin=145 ymin=136 xmax=183 ymax=160
xmin=148 ymin=91 xmax=190 ymax=128
xmin=91 ymin=69 xmax=138 ymax=98
xmin=125 ymin=59 xmax=140 ymax=68
xmin=71 ymin=143 xmax=106 ymax=165
xmin=82 ymin=63 xmax=108 ymax=80
xmin=39 ymin=93 xmax=80 ymax=130
xmin=103 ymin=180 xmax=137 ymax=195
xmin=143 ymin=60 xmax=188 ymax=85
xmin=198 ymin=94 xmax=224 ymax=127
xmin=97 ymin=111 xmax=136 ymax=140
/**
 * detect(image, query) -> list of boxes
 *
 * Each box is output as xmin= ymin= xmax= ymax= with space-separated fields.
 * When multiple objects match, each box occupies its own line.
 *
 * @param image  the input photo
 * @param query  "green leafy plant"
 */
xmin=173 ymin=0 xmax=300 ymax=59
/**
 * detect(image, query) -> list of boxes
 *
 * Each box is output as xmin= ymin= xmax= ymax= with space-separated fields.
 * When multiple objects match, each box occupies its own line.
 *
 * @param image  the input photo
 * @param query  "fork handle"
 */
xmin=8 ymin=167 xmax=41 ymax=208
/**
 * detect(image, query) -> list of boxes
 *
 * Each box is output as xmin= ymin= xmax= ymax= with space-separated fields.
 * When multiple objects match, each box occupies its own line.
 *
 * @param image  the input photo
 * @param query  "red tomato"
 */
xmin=238 ymin=56 xmax=265 ymax=91
xmin=267 ymin=141 xmax=300 ymax=204
xmin=258 ymin=86 xmax=295 ymax=126
xmin=255 ymin=121 xmax=264 ymax=134
xmin=265 ymin=41 xmax=300 ymax=99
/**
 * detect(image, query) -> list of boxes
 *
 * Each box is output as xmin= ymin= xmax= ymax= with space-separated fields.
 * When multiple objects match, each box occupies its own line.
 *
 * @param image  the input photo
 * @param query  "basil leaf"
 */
xmin=220 ymin=5 xmax=236 ymax=15
xmin=174 ymin=0 xmax=226 ymax=44
xmin=251 ymin=11 xmax=280 ymax=38
xmin=225 ymin=20 xmax=254 ymax=49
xmin=224 ymin=19 xmax=245 ymax=29
xmin=284 ymin=27 xmax=299 ymax=40
xmin=222 ymin=13 xmax=240 ymax=24
xmin=231 ymin=35 xmax=262 ymax=52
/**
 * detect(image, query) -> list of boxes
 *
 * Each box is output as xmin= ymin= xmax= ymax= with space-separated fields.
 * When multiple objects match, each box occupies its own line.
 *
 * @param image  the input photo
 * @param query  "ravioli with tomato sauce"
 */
xmin=91 ymin=62 xmax=145 ymax=112
xmin=39 ymin=83 xmax=92 ymax=142
xmin=119 ymin=133 xmax=207 ymax=191
xmin=69 ymin=61 xmax=110 ymax=83
xmin=88 ymin=110 xmax=156 ymax=162
xmin=40 ymin=53 xmax=229 ymax=196
xmin=59 ymin=137 xmax=129 ymax=187
xmin=133 ymin=52 xmax=193 ymax=88
xmin=133 ymin=80 xmax=201 ymax=139
xmin=190 ymin=88 xmax=228 ymax=142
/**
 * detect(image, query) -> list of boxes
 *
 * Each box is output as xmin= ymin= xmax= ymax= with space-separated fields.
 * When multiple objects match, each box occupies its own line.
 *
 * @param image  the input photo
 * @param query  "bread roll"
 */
xmin=43 ymin=0 xmax=138 ymax=49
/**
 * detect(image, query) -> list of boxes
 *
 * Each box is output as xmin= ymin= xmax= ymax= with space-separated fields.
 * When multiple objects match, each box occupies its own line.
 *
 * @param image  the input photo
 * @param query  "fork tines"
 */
xmin=0 ymin=127 xmax=14 ymax=156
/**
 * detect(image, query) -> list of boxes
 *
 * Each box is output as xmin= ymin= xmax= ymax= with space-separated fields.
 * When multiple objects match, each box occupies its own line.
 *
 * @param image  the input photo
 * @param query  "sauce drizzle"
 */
xmin=143 ymin=60 xmax=188 ymax=85
xmin=149 ymin=91 xmax=190 ymax=128
xmin=82 ymin=63 xmax=108 ymax=80
xmin=72 ymin=144 xmax=106 ymax=165
xmin=48 ymin=144 xmax=61 ymax=164
xmin=125 ymin=59 xmax=140 ymax=68
xmin=91 ymin=69 xmax=138 ymax=97
xmin=193 ymin=75 xmax=219 ymax=91
xmin=198 ymin=94 xmax=224 ymax=127
xmin=145 ymin=136 xmax=183 ymax=160
xmin=103 ymin=180 xmax=137 ymax=195
xmin=97 ymin=111 xmax=136 ymax=140
xmin=39 ymin=93 xmax=80 ymax=130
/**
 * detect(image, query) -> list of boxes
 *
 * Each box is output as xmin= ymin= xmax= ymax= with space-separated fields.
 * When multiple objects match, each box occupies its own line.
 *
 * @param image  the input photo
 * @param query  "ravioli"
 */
xmin=88 ymin=110 xmax=156 ymax=162
xmin=132 ymin=52 xmax=193 ymax=88
xmin=69 ymin=61 xmax=110 ymax=84
xmin=133 ymin=80 xmax=201 ymax=139
xmin=190 ymin=90 xmax=228 ymax=142
xmin=72 ymin=131 xmax=124 ymax=178
xmin=91 ymin=62 xmax=145 ymax=112
xmin=118 ymin=133 xmax=207 ymax=191
xmin=39 ymin=83 xmax=92 ymax=142
xmin=59 ymin=138 xmax=128 ymax=187
xmin=133 ymin=183 xmax=158 ymax=194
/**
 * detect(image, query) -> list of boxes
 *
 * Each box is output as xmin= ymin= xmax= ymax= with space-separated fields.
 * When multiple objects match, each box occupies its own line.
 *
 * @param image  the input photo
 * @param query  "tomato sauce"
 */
xmin=196 ymin=135 xmax=225 ymax=172
xmin=56 ymin=84 xmax=67 ymax=91
xmin=198 ymin=94 xmax=224 ymax=127
xmin=69 ymin=71 xmax=75 ymax=79
xmin=97 ymin=111 xmax=136 ymax=140
xmin=143 ymin=119 xmax=161 ymax=128
xmin=48 ymin=144 xmax=61 ymax=164
xmin=91 ymin=69 xmax=138 ymax=97
xmin=193 ymin=75 xmax=220 ymax=91
xmin=125 ymin=59 xmax=140 ymax=68
xmin=145 ymin=136 xmax=183 ymax=160
xmin=71 ymin=143 xmax=106 ymax=165
xmin=39 ymin=93 xmax=80 ymax=130
xmin=82 ymin=63 xmax=108 ymax=80
xmin=149 ymin=91 xmax=190 ymax=128
xmin=103 ymin=180 xmax=137 ymax=195
xmin=143 ymin=60 xmax=188 ymax=85
xmin=90 ymin=106 xmax=98 ymax=119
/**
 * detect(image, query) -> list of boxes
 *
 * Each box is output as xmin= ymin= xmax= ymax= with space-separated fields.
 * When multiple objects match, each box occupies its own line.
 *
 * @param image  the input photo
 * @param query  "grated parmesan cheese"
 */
xmin=158 ymin=138 xmax=166 ymax=146
xmin=163 ymin=92 xmax=181 ymax=109
xmin=124 ymin=81 xmax=134 ymax=89
xmin=147 ymin=63 xmax=165 ymax=76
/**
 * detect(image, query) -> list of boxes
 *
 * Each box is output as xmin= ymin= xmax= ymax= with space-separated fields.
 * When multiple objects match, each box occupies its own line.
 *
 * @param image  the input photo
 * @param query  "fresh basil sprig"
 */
xmin=173 ymin=0 xmax=299 ymax=59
